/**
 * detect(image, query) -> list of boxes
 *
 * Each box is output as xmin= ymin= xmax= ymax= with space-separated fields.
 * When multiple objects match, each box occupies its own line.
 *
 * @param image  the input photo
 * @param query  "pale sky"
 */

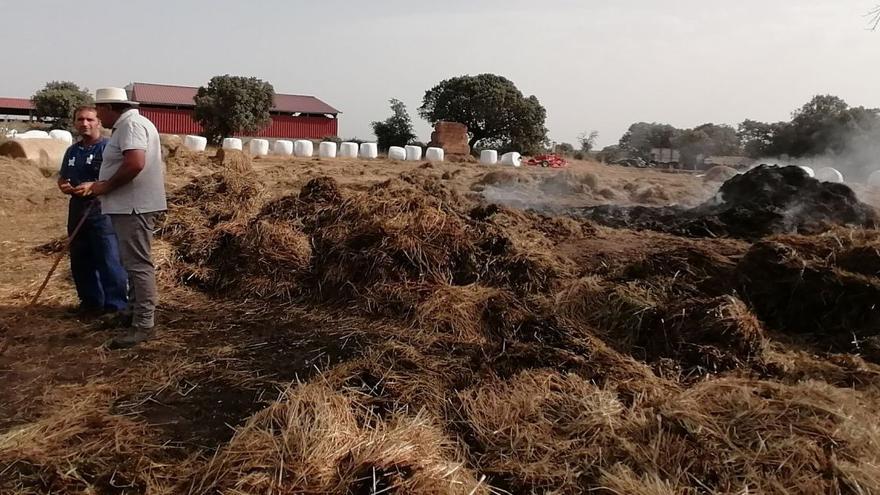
xmin=1 ymin=0 xmax=878 ymax=147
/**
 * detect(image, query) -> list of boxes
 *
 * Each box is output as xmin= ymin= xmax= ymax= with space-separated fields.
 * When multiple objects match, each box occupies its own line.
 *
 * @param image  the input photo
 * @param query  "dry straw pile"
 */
xmin=7 ymin=157 xmax=879 ymax=494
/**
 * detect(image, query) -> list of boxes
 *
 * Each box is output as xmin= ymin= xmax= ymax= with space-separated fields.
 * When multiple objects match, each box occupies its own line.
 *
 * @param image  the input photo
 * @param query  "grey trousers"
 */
xmin=110 ymin=212 xmax=160 ymax=329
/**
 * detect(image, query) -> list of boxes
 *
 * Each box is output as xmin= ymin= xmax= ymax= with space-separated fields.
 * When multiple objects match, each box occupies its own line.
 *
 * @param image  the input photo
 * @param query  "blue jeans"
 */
xmin=68 ymin=199 xmax=129 ymax=311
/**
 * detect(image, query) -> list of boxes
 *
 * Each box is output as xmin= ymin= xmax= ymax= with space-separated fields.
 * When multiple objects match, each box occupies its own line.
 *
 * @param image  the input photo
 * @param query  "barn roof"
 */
xmin=129 ymin=82 xmax=340 ymax=115
xmin=0 ymin=97 xmax=34 ymax=111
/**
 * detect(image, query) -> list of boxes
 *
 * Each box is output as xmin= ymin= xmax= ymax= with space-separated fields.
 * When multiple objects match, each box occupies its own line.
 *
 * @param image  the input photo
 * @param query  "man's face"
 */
xmin=75 ymin=109 xmax=100 ymax=137
xmin=95 ymin=104 xmax=117 ymax=127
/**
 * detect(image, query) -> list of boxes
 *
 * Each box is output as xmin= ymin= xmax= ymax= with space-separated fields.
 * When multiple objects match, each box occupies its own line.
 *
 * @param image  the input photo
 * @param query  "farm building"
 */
xmin=649 ymin=147 xmax=680 ymax=164
xmin=0 ymin=83 xmax=341 ymax=139
xmin=128 ymin=82 xmax=340 ymax=139
xmin=0 ymin=97 xmax=35 ymax=122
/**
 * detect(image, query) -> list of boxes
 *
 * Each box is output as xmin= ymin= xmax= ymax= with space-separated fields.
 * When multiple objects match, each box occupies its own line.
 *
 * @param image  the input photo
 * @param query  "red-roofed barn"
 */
xmin=0 ymin=97 xmax=35 ymax=121
xmin=127 ymin=82 xmax=340 ymax=139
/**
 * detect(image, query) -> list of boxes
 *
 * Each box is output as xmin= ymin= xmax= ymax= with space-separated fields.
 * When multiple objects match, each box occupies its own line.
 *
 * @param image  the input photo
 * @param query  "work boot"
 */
xmin=105 ymin=327 xmax=155 ymax=349
xmin=64 ymin=305 xmax=106 ymax=320
xmin=92 ymin=311 xmax=133 ymax=330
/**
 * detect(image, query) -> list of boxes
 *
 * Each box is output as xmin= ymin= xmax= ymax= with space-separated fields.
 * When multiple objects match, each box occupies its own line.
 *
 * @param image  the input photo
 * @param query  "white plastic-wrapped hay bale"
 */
xmin=798 ymin=165 xmax=815 ymax=178
xmin=868 ymin=170 xmax=880 ymax=187
xmin=19 ymin=130 xmax=50 ymax=139
xmin=273 ymin=140 xmax=294 ymax=156
xmin=426 ymin=147 xmax=444 ymax=162
xmin=339 ymin=142 xmax=358 ymax=158
xmin=480 ymin=150 xmax=498 ymax=165
xmin=184 ymin=135 xmax=208 ymax=151
xmin=222 ymin=138 xmax=243 ymax=151
xmin=359 ymin=142 xmax=378 ymax=159
xmin=49 ymin=129 xmax=73 ymax=145
xmin=249 ymin=139 xmax=269 ymax=156
xmin=815 ymin=167 xmax=844 ymax=183
xmin=501 ymin=152 xmax=522 ymax=167
xmin=388 ymin=146 xmax=406 ymax=161
xmin=319 ymin=141 xmax=337 ymax=158
xmin=405 ymin=145 xmax=422 ymax=161
xmin=294 ymin=140 xmax=314 ymax=157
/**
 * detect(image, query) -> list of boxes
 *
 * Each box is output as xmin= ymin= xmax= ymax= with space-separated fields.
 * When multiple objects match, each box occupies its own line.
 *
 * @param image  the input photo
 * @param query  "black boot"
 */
xmin=106 ymin=327 xmax=155 ymax=349
xmin=93 ymin=311 xmax=134 ymax=330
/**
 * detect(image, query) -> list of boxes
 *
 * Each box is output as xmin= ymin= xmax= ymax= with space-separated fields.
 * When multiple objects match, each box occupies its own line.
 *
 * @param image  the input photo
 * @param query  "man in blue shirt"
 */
xmin=57 ymin=106 xmax=128 ymax=317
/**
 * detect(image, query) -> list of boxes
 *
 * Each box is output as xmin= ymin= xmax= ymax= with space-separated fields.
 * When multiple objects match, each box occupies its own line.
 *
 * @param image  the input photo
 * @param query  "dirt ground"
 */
xmin=2 ymin=151 xmax=880 ymax=494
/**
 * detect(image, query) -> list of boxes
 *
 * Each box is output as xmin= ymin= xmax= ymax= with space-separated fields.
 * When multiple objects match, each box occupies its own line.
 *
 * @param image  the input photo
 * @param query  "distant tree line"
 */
xmin=599 ymin=95 xmax=880 ymax=168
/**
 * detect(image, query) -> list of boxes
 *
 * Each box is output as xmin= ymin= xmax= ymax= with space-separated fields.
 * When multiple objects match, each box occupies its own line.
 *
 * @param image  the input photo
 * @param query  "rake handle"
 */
xmin=28 ymin=200 xmax=97 ymax=307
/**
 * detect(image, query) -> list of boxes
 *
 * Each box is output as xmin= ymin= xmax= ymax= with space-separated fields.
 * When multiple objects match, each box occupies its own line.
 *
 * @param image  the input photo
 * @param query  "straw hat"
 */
xmin=94 ymin=87 xmax=138 ymax=106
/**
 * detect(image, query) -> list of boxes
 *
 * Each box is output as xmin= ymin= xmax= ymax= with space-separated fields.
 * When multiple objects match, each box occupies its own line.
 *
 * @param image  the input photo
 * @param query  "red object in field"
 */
xmin=527 ymin=154 xmax=568 ymax=168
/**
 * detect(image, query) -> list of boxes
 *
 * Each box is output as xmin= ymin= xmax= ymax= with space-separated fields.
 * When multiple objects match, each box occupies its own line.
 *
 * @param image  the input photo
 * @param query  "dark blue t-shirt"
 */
xmin=59 ymin=138 xmax=109 ymax=186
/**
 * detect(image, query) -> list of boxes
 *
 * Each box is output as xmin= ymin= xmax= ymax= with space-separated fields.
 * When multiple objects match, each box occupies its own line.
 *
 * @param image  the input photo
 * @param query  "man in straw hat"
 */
xmin=74 ymin=87 xmax=166 ymax=348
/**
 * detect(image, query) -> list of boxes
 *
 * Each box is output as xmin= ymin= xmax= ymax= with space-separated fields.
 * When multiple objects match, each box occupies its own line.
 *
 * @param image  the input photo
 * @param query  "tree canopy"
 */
xmin=193 ymin=75 xmax=275 ymax=145
xmin=673 ymin=123 xmax=741 ymax=165
xmin=31 ymin=81 xmax=93 ymax=130
xmin=612 ymin=94 xmax=880 ymax=171
xmin=418 ymin=74 xmax=547 ymax=154
xmin=578 ymin=131 xmax=599 ymax=153
xmin=618 ymin=122 xmax=679 ymax=159
xmin=371 ymin=99 xmax=416 ymax=151
xmin=737 ymin=95 xmax=880 ymax=159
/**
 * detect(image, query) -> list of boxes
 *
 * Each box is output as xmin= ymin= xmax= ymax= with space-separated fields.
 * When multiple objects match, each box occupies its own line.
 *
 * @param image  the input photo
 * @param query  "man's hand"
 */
xmin=58 ymin=179 xmax=74 ymax=195
xmin=73 ymin=181 xmax=110 ymax=197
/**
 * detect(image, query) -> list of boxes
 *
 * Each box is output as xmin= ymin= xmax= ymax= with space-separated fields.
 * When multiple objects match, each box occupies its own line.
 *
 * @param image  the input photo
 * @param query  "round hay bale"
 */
xmin=0 ymin=139 xmax=69 ymax=169
xmin=49 ymin=129 xmax=73 ymax=144
xmin=500 ymin=151 xmax=522 ymax=167
xmin=798 ymin=165 xmax=815 ymax=178
xmin=815 ymin=167 xmax=844 ymax=183
xmin=0 ymin=156 xmax=53 ymax=203
xmin=19 ymin=130 xmax=50 ymax=139
xmin=704 ymin=165 xmax=739 ymax=182
xmin=388 ymin=146 xmax=406 ymax=161
xmin=480 ymin=150 xmax=498 ymax=165
xmin=159 ymin=134 xmax=183 ymax=160
xmin=213 ymin=148 xmax=253 ymax=173
xmin=358 ymin=142 xmax=378 ymax=159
